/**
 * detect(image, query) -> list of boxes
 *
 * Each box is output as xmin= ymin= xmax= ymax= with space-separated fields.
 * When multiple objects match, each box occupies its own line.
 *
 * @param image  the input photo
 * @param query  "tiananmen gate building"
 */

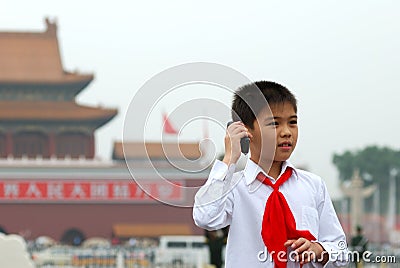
xmin=0 ymin=18 xmax=208 ymax=243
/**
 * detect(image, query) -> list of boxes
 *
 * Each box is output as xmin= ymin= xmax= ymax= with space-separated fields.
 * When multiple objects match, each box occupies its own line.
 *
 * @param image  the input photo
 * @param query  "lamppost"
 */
xmin=387 ymin=168 xmax=399 ymax=245
xmin=341 ymin=169 xmax=376 ymax=236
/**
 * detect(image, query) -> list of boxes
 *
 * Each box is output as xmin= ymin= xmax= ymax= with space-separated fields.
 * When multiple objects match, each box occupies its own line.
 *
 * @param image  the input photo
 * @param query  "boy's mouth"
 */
xmin=278 ymin=142 xmax=292 ymax=148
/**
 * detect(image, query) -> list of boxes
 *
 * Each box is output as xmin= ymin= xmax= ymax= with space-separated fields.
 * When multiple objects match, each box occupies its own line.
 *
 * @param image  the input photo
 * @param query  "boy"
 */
xmin=193 ymin=81 xmax=348 ymax=268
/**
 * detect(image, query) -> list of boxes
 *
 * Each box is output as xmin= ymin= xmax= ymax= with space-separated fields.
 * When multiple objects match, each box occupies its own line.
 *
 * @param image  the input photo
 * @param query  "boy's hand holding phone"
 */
xmin=223 ymin=121 xmax=252 ymax=166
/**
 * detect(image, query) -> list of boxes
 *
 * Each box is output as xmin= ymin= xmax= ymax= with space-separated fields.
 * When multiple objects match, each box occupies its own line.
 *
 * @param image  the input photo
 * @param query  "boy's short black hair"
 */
xmin=231 ymin=81 xmax=297 ymax=129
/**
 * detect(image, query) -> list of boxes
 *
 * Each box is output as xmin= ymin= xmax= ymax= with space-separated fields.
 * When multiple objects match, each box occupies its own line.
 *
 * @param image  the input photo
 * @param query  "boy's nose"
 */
xmin=280 ymin=124 xmax=292 ymax=137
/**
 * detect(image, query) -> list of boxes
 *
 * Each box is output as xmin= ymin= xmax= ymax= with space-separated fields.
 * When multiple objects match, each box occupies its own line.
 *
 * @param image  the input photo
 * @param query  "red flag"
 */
xmin=162 ymin=113 xmax=178 ymax=134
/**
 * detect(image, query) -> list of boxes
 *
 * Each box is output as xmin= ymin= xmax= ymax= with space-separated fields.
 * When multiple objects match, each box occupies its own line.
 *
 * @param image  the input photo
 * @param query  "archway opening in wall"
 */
xmin=60 ymin=228 xmax=86 ymax=246
xmin=13 ymin=131 xmax=49 ymax=158
xmin=56 ymin=132 xmax=90 ymax=159
xmin=0 ymin=225 xmax=8 ymax=234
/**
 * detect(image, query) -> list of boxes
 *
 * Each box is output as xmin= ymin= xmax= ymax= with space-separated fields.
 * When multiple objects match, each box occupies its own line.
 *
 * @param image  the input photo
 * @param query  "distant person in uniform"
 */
xmin=205 ymin=229 xmax=226 ymax=268
xmin=351 ymin=225 xmax=368 ymax=268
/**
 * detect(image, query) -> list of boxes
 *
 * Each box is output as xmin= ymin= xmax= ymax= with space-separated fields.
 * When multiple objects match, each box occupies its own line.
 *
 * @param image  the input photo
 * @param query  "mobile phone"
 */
xmin=227 ymin=121 xmax=250 ymax=155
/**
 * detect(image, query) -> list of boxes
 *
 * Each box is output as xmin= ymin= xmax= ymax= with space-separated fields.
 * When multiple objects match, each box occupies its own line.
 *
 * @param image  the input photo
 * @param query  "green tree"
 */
xmin=332 ymin=145 xmax=400 ymax=214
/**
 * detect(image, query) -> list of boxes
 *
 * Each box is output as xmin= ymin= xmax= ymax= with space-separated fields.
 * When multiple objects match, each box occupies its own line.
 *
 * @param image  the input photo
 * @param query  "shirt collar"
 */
xmin=243 ymin=158 xmax=298 ymax=186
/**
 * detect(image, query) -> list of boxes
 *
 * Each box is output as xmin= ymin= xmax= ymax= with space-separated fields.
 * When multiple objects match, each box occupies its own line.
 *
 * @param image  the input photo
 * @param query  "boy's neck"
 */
xmin=251 ymin=157 xmax=284 ymax=180
xmin=268 ymin=161 xmax=284 ymax=180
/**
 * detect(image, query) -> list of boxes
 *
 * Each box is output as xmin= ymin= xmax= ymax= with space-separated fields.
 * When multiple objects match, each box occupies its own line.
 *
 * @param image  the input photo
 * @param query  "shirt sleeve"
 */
xmin=311 ymin=180 xmax=349 ymax=268
xmin=192 ymin=160 xmax=236 ymax=231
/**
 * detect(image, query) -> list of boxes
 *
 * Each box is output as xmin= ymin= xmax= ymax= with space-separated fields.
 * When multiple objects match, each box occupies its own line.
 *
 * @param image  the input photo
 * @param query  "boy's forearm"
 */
xmin=222 ymin=155 xmax=240 ymax=167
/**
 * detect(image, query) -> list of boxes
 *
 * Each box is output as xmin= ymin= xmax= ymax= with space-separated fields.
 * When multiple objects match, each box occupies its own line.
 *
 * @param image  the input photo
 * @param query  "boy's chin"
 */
xmin=271 ymin=159 xmax=289 ymax=163
xmin=273 ymin=155 xmax=292 ymax=162
xmin=257 ymin=157 xmax=290 ymax=163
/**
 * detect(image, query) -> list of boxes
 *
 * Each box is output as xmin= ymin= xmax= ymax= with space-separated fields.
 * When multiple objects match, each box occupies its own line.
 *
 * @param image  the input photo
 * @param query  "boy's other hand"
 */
xmin=222 ymin=121 xmax=252 ymax=165
xmin=284 ymin=238 xmax=328 ymax=265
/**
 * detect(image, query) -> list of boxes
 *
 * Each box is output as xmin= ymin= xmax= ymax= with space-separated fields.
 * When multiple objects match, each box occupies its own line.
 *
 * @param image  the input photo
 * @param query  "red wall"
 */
xmin=0 ymin=178 xmax=208 ymax=240
xmin=0 ymin=202 xmax=204 ymax=240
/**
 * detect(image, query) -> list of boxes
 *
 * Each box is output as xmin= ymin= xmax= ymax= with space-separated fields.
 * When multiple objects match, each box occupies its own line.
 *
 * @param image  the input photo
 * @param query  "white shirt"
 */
xmin=193 ymin=159 xmax=349 ymax=268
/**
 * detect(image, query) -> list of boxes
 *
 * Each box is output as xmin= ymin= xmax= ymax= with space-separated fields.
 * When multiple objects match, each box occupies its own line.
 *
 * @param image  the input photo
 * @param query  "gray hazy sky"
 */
xmin=1 ymin=1 xmax=399 ymax=198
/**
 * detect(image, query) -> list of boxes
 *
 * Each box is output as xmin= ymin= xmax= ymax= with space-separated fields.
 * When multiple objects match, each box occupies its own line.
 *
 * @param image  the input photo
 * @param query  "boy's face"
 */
xmin=248 ymin=102 xmax=298 ymax=163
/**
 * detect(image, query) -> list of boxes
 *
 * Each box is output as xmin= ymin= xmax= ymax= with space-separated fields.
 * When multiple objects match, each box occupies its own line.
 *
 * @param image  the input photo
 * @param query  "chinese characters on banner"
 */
xmin=0 ymin=180 xmax=183 ymax=202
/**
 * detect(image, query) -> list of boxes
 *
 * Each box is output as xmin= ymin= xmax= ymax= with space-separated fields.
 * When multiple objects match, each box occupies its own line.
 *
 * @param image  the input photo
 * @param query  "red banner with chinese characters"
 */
xmin=0 ymin=180 xmax=183 ymax=203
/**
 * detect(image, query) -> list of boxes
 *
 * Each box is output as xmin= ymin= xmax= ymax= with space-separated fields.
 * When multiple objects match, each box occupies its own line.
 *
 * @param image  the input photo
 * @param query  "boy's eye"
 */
xmin=266 ymin=121 xmax=278 ymax=126
xmin=290 ymin=120 xmax=297 ymax=125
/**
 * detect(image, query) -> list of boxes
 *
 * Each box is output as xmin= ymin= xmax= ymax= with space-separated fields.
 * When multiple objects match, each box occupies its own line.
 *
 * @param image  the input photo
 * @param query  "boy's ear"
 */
xmin=244 ymin=119 xmax=256 ymax=130
xmin=246 ymin=121 xmax=257 ymax=141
